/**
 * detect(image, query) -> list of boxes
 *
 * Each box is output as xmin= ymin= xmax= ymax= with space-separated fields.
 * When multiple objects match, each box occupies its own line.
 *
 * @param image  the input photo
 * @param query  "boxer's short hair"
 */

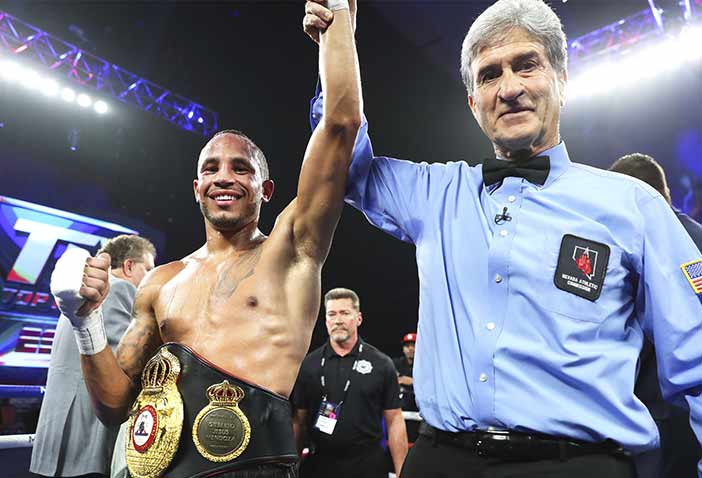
xmin=212 ymin=129 xmax=270 ymax=180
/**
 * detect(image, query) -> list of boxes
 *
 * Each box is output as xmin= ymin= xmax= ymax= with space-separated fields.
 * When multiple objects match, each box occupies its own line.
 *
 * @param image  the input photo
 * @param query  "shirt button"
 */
xmin=486 ymin=322 xmax=496 ymax=331
xmin=508 ymin=195 xmax=516 ymax=203
xmin=499 ymin=229 xmax=508 ymax=237
xmin=495 ymin=274 xmax=503 ymax=283
xmin=479 ymin=373 xmax=488 ymax=382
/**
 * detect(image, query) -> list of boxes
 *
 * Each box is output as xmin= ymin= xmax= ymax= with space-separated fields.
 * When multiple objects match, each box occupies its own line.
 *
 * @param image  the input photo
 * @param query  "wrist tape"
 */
xmin=72 ymin=307 xmax=107 ymax=355
xmin=326 ymin=0 xmax=349 ymax=11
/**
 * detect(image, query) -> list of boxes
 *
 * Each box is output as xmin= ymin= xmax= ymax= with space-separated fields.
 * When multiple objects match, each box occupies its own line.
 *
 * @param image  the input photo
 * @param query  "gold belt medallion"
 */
xmin=126 ymin=347 xmax=184 ymax=478
xmin=192 ymin=380 xmax=251 ymax=462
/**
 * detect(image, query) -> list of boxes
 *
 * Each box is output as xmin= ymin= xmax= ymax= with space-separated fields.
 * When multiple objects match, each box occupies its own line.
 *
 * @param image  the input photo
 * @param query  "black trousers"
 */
xmin=126 ymin=463 xmax=297 ymax=478
xmin=401 ymin=434 xmax=636 ymax=478
xmin=300 ymin=444 xmax=387 ymax=478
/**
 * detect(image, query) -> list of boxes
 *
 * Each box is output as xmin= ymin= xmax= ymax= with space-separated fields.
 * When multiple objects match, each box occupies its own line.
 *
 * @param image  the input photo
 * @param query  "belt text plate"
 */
xmin=192 ymin=380 xmax=251 ymax=462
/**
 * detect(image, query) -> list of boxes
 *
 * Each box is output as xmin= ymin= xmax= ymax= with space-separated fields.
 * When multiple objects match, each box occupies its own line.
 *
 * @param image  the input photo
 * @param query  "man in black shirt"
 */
xmin=610 ymin=154 xmax=702 ymax=478
xmin=393 ymin=333 xmax=419 ymax=443
xmin=292 ymin=288 xmax=408 ymax=478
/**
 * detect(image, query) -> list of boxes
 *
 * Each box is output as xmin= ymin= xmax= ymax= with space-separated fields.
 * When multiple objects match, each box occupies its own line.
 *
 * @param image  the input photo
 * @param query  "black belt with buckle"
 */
xmin=418 ymin=422 xmax=628 ymax=462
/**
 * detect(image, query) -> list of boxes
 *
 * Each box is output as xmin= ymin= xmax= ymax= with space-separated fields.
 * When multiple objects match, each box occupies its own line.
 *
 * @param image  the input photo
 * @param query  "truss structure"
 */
xmin=0 ymin=10 xmax=218 ymax=137
xmin=569 ymin=2 xmax=700 ymax=70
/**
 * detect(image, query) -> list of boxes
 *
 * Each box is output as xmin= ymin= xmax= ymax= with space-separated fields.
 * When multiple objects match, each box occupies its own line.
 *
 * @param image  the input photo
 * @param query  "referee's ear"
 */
xmin=356 ymin=312 xmax=363 ymax=328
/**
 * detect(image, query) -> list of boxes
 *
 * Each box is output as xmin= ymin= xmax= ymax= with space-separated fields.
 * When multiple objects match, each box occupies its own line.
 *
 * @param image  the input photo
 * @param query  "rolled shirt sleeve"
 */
xmin=310 ymin=86 xmax=452 ymax=245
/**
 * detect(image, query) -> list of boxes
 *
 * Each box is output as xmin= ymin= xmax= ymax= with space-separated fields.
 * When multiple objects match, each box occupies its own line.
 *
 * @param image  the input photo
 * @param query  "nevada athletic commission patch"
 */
xmin=554 ymin=234 xmax=611 ymax=302
xmin=681 ymin=260 xmax=702 ymax=295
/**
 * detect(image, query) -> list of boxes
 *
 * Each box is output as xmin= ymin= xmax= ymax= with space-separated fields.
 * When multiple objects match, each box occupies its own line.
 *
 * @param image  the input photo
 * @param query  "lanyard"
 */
xmin=320 ymin=343 xmax=363 ymax=408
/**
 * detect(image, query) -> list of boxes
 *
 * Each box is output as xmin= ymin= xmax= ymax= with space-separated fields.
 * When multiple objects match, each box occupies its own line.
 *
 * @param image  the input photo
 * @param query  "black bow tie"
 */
xmin=482 ymin=155 xmax=550 ymax=186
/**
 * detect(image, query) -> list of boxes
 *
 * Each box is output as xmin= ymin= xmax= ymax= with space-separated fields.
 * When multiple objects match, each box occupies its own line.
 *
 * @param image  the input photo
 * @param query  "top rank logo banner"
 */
xmin=0 ymin=195 xmax=137 ymax=369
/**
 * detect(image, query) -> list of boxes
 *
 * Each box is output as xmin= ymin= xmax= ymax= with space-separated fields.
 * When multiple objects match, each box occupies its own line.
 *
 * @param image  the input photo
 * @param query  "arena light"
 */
xmin=0 ymin=55 xmax=110 ymax=115
xmin=94 ymin=100 xmax=108 ymax=114
xmin=40 ymin=78 xmax=59 ymax=97
xmin=60 ymin=87 xmax=76 ymax=102
xmin=568 ymin=26 xmax=702 ymax=101
xmin=0 ymin=59 xmax=21 ymax=81
xmin=0 ymin=10 xmax=217 ymax=135
xmin=20 ymin=68 xmax=41 ymax=90
xmin=76 ymin=93 xmax=92 ymax=108
xmin=680 ymin=24 xmax=702 ymax=60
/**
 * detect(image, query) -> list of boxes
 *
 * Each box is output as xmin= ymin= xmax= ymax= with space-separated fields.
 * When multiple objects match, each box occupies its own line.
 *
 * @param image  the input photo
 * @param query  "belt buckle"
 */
xmin=475 ymin=429 xmax=510 ymax=458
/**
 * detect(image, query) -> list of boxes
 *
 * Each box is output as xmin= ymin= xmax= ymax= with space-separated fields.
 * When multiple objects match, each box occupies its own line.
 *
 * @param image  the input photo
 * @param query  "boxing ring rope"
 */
xmin=0 ymin=395 xmax=422 ymax=450
xmin=0 ymin=434 xmax=34 ymax=449
xmin=0 ymin=385 xmax=45 ymax=398
xmin=0 ymin=385 xmax=42 ymax=449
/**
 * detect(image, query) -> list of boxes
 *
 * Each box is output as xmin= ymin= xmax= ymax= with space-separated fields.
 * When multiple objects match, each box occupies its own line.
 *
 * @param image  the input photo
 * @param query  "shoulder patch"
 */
xmin=681 ymin=260 xmax=702 ymax=295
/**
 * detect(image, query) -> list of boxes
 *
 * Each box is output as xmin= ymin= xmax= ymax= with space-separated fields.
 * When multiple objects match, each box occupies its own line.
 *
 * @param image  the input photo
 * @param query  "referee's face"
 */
xmin=325 ymin=298 xmax=362 ymax=345
xmin=467 ymin=28 xmax=567 ymax=160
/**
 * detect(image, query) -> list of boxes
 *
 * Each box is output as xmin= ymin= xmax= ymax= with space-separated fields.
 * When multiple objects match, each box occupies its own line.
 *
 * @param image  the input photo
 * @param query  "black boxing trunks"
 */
xmin=126 ymin=343 xmax=298 ymax=478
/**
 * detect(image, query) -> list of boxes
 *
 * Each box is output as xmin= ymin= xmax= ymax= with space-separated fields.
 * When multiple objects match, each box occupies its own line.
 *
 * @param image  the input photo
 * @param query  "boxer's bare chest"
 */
xmin=152 ymin=246 xmax=290 ymax=346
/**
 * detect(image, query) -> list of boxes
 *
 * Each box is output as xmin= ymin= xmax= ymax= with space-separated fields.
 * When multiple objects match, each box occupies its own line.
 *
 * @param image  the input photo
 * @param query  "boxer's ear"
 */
xmin=261 ymin=179 xmax=275 ymax=203
xmin=193 ymin=179 xmax=200 ymax=203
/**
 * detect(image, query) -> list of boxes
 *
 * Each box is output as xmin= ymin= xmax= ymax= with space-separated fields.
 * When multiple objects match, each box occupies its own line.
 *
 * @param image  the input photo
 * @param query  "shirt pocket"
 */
xmin=538 ymin=234 xmax=623 ymax=324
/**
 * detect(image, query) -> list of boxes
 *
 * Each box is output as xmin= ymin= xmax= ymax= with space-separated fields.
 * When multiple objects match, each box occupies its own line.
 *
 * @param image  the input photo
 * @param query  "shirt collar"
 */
xmin=540 ymin=141 xmax=571 ymax=188
xmin=491 ymin=141 xmax=571 ymax=190
xmin=325 ymin=337 xmax=363 ymax=358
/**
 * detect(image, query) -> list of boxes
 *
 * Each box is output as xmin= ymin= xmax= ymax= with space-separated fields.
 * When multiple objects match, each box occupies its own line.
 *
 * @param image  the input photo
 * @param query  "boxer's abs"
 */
xmin=152 ymin=271 xmax=313 ymax=397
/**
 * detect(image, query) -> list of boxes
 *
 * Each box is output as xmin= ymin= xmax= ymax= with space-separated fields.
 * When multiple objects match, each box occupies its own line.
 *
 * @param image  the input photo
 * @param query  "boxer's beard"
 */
xmin=200 ymin=201 xmax=248 ymax=231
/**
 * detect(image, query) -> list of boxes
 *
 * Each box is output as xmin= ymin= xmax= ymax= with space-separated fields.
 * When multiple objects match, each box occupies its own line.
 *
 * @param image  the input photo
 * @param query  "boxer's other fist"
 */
xmin=78 ymin=252 xmax=111 ymax=315
xmin=303 ymin=0 xmax=357 ymax=45
xmin=50 ymin=248 xmax=110 ymax=324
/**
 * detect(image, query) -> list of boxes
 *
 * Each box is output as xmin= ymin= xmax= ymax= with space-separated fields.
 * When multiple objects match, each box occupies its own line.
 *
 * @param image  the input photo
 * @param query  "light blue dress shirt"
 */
xmin=310 ymin=91 xmax=702 ymax=467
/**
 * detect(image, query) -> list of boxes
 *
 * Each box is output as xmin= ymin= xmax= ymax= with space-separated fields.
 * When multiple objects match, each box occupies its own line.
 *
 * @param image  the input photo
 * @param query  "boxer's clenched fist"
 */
xmin=78 ymin=252 xmax=111 ymax=316
xmin=303 ymin=0 xmax=357 ymax=45
xmin=50 ymin=247 xmax=110 ymax=355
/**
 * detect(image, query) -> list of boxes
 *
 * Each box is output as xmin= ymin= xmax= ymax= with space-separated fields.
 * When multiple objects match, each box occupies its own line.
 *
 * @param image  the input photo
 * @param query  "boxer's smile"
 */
xmin=209 ymin=189 xmax=244 ymax=207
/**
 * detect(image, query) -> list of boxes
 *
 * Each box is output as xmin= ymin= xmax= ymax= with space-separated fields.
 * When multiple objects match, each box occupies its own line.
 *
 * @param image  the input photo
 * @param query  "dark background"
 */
xmin=0 ymin=0 xmax=701 ymax=360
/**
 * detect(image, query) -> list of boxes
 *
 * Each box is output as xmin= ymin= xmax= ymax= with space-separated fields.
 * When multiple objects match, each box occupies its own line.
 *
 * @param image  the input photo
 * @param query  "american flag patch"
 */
xmin=681 ymin=260 xmax=702 ymax=295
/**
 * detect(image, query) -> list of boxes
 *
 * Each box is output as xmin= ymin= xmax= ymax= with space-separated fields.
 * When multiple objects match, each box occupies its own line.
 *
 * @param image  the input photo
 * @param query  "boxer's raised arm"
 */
xmin=292 ymin=0 xmax=361 ymax=262
xmin=81 ymin=275 xmax=163 ymax=426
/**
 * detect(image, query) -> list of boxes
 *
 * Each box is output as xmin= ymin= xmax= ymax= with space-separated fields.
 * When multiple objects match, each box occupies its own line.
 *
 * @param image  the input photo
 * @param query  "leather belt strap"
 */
xmin=418 ymin=422 xmax=628 ymax=462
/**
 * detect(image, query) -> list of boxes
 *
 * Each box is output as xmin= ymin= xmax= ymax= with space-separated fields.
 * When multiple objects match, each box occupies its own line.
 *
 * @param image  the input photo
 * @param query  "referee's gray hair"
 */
xmin=460 ymin=0 xmax=568 ymax=97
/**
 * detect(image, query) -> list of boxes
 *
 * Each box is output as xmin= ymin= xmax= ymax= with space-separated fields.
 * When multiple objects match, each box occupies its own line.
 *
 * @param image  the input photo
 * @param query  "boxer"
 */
xmin=50 ymin=2 xmax=360 ymax=477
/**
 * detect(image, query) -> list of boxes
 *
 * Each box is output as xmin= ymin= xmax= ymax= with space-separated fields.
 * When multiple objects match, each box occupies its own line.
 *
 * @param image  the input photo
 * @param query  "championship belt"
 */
xmin=126 ymin=347 xmax=184 ymax=478
xmin=192 ymin=380 xmax=251 ymax=461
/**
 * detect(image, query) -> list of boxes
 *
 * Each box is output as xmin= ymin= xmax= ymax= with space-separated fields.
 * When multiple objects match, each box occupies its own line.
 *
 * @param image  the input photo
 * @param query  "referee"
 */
xmin=292 ymin=288 xmax=408 ymax=478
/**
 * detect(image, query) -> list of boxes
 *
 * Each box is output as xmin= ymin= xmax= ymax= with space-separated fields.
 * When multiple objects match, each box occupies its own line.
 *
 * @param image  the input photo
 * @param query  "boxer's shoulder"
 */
xmin=136 ymin=260 xmax=187 ymax=295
